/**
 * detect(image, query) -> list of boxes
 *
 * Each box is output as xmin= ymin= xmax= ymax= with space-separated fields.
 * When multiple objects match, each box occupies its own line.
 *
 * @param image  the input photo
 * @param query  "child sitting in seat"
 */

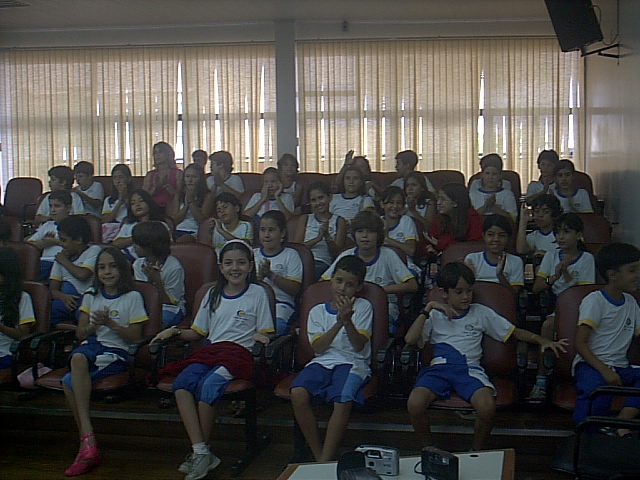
xmin=525 ymin=150 xmax=559 ymax=205
xmin=404 ymin=171 xmax=436 ymax=230
xmin=391 ymin=150 xmax=435 ymax=192
xmin=329 ymin=165 xmax=375 ymax=225
xmin=277 ymin=153 xmax=304 ymax=209
xmin=381 ymin=186 xmax=420 ymax=278
xmin=168 ymin=164 xmax=213 ymax=243
xmin=206 ymin=150 xmax=245 ymax=198
xmin=73 ymin=161 xmax=104 ymax=219
xmin=573 ymin=243 xmax=640 ymax=431
xmin=465 ymin=214 xmax=524 ymax=298
xmin=291 ymin=255 xmax=373 ymax=462
xmin=553 ymin=159 xmax=594 ymax=213
xmin=209 ymin=192 xmax=254 ymax=257
xmin=322 ymin=210 xmax=418 ymax=334
xmin=293 ymin=182 xmax=347 ymax=280
xmin=35 ymin=166 xmax=85 ymax=226
xmin=49 ymin=216 xmax=102 ymax=327
xmin=28 ymin=190 xmax=72 ymax=280
xmin=468 ymin=154 xmax=518 ymax=221
xmin=101 ymin=164 xmax=135 ymax=243
xmin=516 ymin=194 xmax=562 ymax=258
xmin=244 ymin=167 xmax=294 ymax=222
xmin=132 ymin=221 xmax=185 ymax=328
xmin=254 ymin=211 xmax=303 ymax=335
xmin=406 ymin=262 xmax=567 ymax=450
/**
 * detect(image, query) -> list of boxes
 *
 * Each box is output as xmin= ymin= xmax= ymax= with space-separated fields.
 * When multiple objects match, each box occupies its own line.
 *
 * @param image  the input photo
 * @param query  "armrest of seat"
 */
xmin=589 ymin=385 xmax=640 ymax=401
xmin=400 ymin=342 xmax=419 ymax=370
xmin=265 ymin=334 xmax=295 ymax=360
xmin=10 ymin=331 xmax=43 ymax=355
xmin=576 ymin=415 xmax=640 ymax=434
xmin=127 ymin=335 xmax=155 ymax=356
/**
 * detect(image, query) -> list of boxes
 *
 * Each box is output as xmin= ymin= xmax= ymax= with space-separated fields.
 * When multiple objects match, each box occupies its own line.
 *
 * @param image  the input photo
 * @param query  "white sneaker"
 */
xmin=527 ymin=384 xmax=546 ymax=402
xmin=178 ymin=453 xmax=194 ymax=474
xmin=185 ymin=452 xmax=221 ymax=480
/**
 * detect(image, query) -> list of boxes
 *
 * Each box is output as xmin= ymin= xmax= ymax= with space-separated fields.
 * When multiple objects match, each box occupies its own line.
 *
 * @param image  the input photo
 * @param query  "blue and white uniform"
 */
xmin=526 ymin=229 xmax=557 ymax=253
xmin=553 ymin=188 xmax=593 ymax=213
xmin=329 ymin=194 xmax=375 ymax=222
xmin=37 ymin=192 xmax=85 ymax=217
xmin=133 ymin=255 xmax=185 ymax=327
xmin=0 ymin=292 xmax=36 ymax=368
xmin=464 ymin=251 xmax=524 ymax=287
xmin=536 ymin=249 xmax=595 ymax=296
xmin=469 ymin=188 xmax=518 ymax=220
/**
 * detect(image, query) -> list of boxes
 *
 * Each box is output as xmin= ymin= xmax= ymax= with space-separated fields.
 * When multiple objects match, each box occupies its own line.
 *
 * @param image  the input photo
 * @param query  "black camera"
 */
xmin=421 ymin=447 xmax=458 ymax=480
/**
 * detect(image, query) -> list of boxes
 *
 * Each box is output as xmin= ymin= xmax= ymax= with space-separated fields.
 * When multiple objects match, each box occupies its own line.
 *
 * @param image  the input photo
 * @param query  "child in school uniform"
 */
xmin=516 ymin=194 xmax=562 ymax=257
xmin=329 ymin=165 xmax=376 ymax=225
xmin=49 ymin=216 xmax=102 ymax=326
xmin=464 ymin=214 xmax=524 ymax=298
xmin=278 ymin=153 xmax=304 ymax=209
xmin=468 ymin=154 xmax=518 ymax=222
xmin=168 ymin=163 xmax=213 ymax=243
xmin=405 ymin=262 xmax=567 ymax=450
xmin=553 ymin=159 xmax=594 ymax=213
xmin=132 ymin=221 xmax=185 ymax=328
xmin=206 ymin=150 xmax=245 ymax=198
xmin=208 ymin=192 xmax=254 ymax=257
xmin=573 ymin=243 xmax=640 ymax=431
xmin=73 ymin=161 xmax=104 ymax=218
xmin=390 ymin=150 xmax=436 ymax=192
xmin=244 ymin=167 xmax=294 ymax=222
xmin=525 ymin=149 xmax=559 ymax=205
xmin=404 ymin=171 xmax=436 ymax=230
xmin=28 ymin=190 xmax=72 ymax=281
xmin=381 ymin=186 xmax=420 ymax=278
xmin=151 ymin=240 xmax=274 ymax=480
xmin=322 ymin=210 xmax=418 ymax=334
xmin=101 ymin=164 xmax=135 ymax=243
xmin=35 ymin=166 xmax=85 ymax=226
xmin=291 ymin=255 xmax=373 ymax=462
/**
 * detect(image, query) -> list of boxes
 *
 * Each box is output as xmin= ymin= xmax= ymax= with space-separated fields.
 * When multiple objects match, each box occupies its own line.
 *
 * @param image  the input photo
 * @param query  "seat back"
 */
xmin=371 ymin=172 xmax=397 ymax=190
xmin=94 ymin=175 xmax=112 ymax=198
xmin=426 ymin=170 xmax=465 ymax=190
xmin=23 ymin=281 xmax=51 ymax=335
xmin=8 ymin=242 xmax=40 ymax=282
xmin=578 ymin=213 xmax=611 ymax=244
xmin=170 ymin=243 xmax=217 ymax=318
xmin=4 ymin=177 xmax=43 ymax=221
xmin=82 ymin=214 xmax=103 ymax=244
xmin=237 ymin=173 xmax=263 ymax=192
xmin=135 ymin=280 xmax=163 ymax=337
xmin=295 ymin=281 xmax=388 ymax=373
xmin=425 ymin=281 xmax=517 ymax=376
xmin=284 ymin=242 xmax=315 ymax=294
xmin=440 ymin=241 xmax=486 ymax=267
xmin=1 ymin=216 xmax=23 ymax=242
xmin=468 ymin=170 xmax=522 ymax=201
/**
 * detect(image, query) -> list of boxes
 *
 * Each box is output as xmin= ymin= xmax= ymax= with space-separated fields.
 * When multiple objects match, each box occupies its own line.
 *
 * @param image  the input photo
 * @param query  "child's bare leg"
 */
xmin=319 ymin=402 xmax=352 ymax=462
xmin=407 ymin=387 xmax=437 ymax=447
xmin=469 ymin=387 xmax=496 ymax=450
xmin=537 ymin=315 xmax=555 ymax=375
xmin=198 ymin=401 xmax=216 ymax=442
xmin=175 ymin=389 xmax=205 ymax=444
xmin=67 ymin=353 xmax=95 ymax=440
xmin=291 ymin=386 xmax=322 ymax=461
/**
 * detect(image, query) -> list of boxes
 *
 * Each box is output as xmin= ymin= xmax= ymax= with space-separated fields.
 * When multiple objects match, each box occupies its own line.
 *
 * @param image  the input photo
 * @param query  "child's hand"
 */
xmin=539 ymin=337 xmax=568 ymax=357
xmin=424 ymin=234 xmax=438 ymax=246
xmin=336 ymin=295 xmax=355 ymax=323
xmin=54 ymin=251 xmax=71 ymax=265
xmin=484 ymin=194 xmax=496 ymax=208
xmin=142 ymin=261 xmax=163 ymax=286
xmin=428 ymin=301 xmax=459 ymax=321
xmin=258 ymin=259 xmax=271 ymax=281
xmin=207 ymin=218 xmax=217 ymax=231
xmin=344 ymin=150 xmax=354 ymax=165
xmin=496 ymin=253 xmax=506 ymax=277
xmin=151 ymin=327 xmax=179 ymax=344
xmin=318 ymin=222 xmax=329 ymax=238
xmin=60 ymin=293 xmax=80 ymax=311
xmin=274 ymin=182 xmax=284 ymax=198
xmin=260 ymin=182 xmax=270 ymax=199
xmin=602 ymin=368 xmax=623 ymax=386
xmin=91 ymin=307 xmax=110 ymax=326
xmin=519 ymin=203 xmax=530 ymax=224
xmin=252 ymin=332 xmax=271 ymax=345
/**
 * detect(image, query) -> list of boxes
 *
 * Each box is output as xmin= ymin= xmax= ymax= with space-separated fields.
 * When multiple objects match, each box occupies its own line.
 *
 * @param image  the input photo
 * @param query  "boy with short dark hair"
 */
xmin=573 ymin=242 xmax=640 ymax=432
xmin=73 ymin=161 xmax=104 ymax=218
xmin=28 ymin=190 xmax=73 ymax=280
xmin=35 ymin=165 xmax=85 ymax=225
xmin=391 ymin=149 xmax=435 ymax=192
xmin=206 ymin=150 xmax=245 ymax=197
xmin=553 ymin=159 xmax=594 ymax=213
xmin=405 ymin=262 xmax=567 ymax=450
xmin=192 ymin=149 xmax=208 ymax=170
xmin=291 ymin=255 xmax=372 ymax=462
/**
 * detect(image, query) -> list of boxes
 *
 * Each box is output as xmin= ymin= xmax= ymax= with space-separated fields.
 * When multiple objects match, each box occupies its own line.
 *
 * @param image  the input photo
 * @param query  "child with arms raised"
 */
xmin=291 ymin=255 xmax=373 ymax=462
xmin=62 ymin=247 xmax=148 ymax=476
xmin=573 ymin=243 xmax=640 ymax=431
xmin=465 ymin=214 xmax=524 ymax=298
xmin=49 ymin=216 xmax=102 ymax=327
xmin=254 ymin=211 xmax=303 ymax=335
xmin=151 ymin=240 xmax=274 ymax=480
xmin=322 ymin=210 xmax=418 ymax=334
xmin=208 ymin=192 xmax=254 ymax=257
xmin=516 ymin=194 xmax=561 ymax=257
xmin=293 ymin=182 xmax=347 ymax=280
xmin=406 ymin=262 xmax=567 ymax=450
xmin=132 ymin=221 xmax=185 ymax=328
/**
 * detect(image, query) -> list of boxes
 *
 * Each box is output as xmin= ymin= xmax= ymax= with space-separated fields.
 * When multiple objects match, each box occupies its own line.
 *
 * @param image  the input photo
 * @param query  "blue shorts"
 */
xmin=413 ymin=363 xmax=494 ymax=402
xmin=50 ymin=281 xmax=81 ymax=327
xmin=172 ymin=363 xmax=232 ymax=406
xmin=276 ymin=302 xmax=296 ymax=336
xmin=574 ymin=362 xmax=640 ymax=424
xmin=291 ymin=363 xmax=368 ymax=406
xmin=162 ymin=308 xmax=184 ymax=328
xmin=175 ymin=230 xmax=196 ymax=238
xmin=0 ymin=354 xmax=12 ymax=369
xmin=61 ymin=337 xmax=129 ymax=390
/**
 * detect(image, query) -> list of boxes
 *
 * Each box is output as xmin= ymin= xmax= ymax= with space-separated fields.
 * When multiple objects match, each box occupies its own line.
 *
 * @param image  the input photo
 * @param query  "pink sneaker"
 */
xmin=65 ymin=433 xmax=102 ymax=477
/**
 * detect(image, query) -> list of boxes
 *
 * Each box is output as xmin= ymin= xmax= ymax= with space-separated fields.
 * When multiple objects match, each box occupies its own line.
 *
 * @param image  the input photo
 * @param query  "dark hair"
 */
xmin=333 ymin=255 xmax=366 ymax=285
xmin=49 ymin=189 xmax=72 ymax=206
xmin=260 ymin=210 xmax=287 ymax=242
xmin=263 ymin=167 xmax=281 ymax=182
xmin=353 ymin=156 xmax=372 ymax=180
xmin=0 ymin=247 xmax=23 ymax=328
xmin=307 ymin=181 xmax=332 ymax=198
xmin=73 ymin=161 xmax=94 ymax=176
xmin=192 ymin=149 xmax=207 ymax=160
xmin=381 ymin=185 xmax=406 ymax=204
xmin=404 ymin=171 xmax=434 ymax=209
xmin=438 ymin=183 xmax=472 ymax=242
xmin=57 ymin=216 xmax=92 ymax=245
xmin=351 ymin=210 xmax=384 ymax=248
xmin=596 ymin=242 xmax=640 ymax=283
xmin=132 ymin=221 xmax=171 ymax=259
xmin=537 ymin=149 xmax=560 ymax=169
xmin=557 ymin=159 xmax=576 ymax=173
xmin=153 ymin=141 xmax=176 ymax=165
xmin=179 ymin=164 xmax=208 ymax=208
xmin=480 ymin=153 xmax=503 ymax=171
xmin=92 ymin=246 xmax=136 ymax=294
xmin=482 ymin=214 xmax=513 ymax=236
xmin=395 ymin=150 xmax=419 ymax=169
xmin=109 ymin=163 xmax=135 ymax=203
xmin=340 ymin=165 xmax=366 ymax=195
xmin=210 ymin=151 xmax=233 ymax=172
xmin=437 ymin=261 xmax=475 ymax=291
xmin=277 ymin=153 xmax=299 ymax=171
xmin=531 ymin=194 xmax=562 ymax=219
xmin=214 ymin=191 xmax=242 ymax=215
xmin=554 ymin=213 xmax=586 ymax=251
xmin=125 ymin=189 xmax=164 ymax=223
xmin=207 ymin=241 xmax=257 ymax=312
xmin=48 ymin=166 xmax=75 ymax=189
xmin=0 ymin=220 xmax=12 ymax=243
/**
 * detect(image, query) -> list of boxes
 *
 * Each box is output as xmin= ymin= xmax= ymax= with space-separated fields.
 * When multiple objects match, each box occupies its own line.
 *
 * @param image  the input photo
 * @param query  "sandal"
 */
xmin=65 ymin=433 xmax=101 ymax=476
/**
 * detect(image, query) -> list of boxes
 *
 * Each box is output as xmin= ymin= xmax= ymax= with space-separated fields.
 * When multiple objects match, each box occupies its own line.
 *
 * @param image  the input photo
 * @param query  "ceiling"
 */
xmin=0 ymin=0 xmax=550 ymax=31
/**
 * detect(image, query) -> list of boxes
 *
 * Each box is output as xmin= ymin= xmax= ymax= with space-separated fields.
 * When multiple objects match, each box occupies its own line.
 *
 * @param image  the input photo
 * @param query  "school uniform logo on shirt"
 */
xmin=465 ymin=324 xmax=474 ymax=331
xmin=109 ymin=310 xmax=118 ymax=318
xmin=375 ymin=277 xmax=383 ymax=283
xmin=237 ymin=310 xmax=246 ymax=317
xmin=275 ymin=263 xmax=284 ymax=270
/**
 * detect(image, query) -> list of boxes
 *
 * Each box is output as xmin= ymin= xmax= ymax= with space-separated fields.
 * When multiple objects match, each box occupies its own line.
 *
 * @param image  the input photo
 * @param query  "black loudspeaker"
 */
xmin=544 ymin=0 xmax=604 ymax=52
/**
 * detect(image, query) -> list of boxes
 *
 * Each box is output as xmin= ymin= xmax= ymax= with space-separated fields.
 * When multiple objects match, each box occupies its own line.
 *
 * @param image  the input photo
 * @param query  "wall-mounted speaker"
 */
xmin=544 ymin=0 xmax=604 ymax=52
